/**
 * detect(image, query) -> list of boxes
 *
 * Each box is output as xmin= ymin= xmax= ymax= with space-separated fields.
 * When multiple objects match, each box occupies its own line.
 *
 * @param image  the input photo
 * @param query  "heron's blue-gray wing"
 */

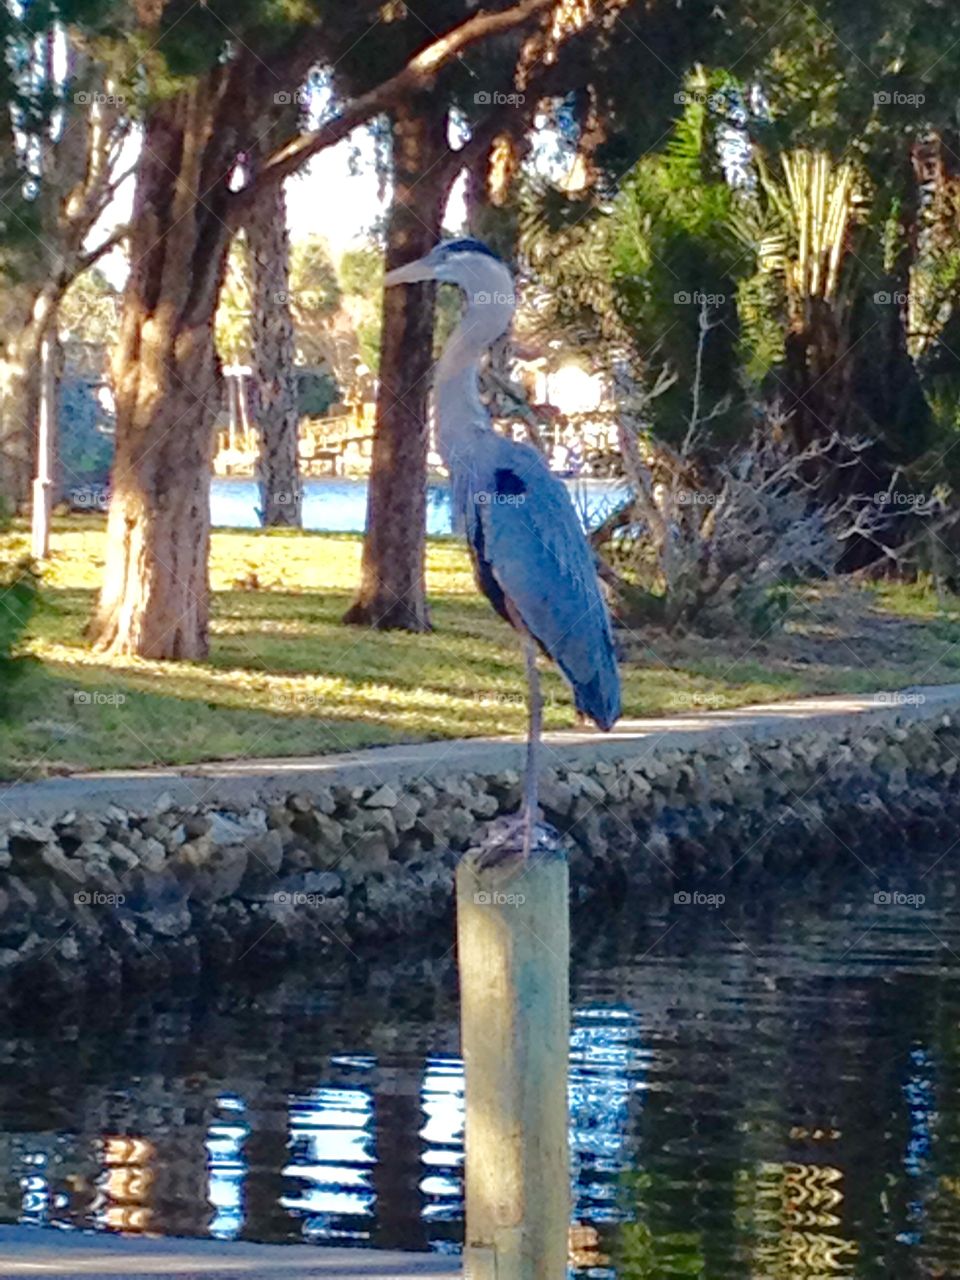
xmin=466 ymin=443 xmax=621 ymax=730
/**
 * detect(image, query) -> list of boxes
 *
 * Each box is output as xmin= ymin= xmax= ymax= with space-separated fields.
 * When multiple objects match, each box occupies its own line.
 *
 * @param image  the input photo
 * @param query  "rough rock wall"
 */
xmin=1 ymin=703 xmax=959 ymax=1001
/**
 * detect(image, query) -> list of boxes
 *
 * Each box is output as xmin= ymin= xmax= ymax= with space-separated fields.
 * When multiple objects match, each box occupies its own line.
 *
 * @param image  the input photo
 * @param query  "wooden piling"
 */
xmin=456 ymin=845 xmax=570 ymax=1280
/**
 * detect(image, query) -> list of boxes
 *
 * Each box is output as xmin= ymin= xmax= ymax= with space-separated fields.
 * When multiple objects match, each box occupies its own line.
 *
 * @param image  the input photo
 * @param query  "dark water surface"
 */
xmin=3 ymin=860 xmax=960 ymax=1278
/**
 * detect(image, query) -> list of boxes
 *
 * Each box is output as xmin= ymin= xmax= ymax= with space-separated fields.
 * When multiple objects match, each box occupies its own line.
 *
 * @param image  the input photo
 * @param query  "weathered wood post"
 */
xmin=456 ymin=844 xmax=570 ymax=1280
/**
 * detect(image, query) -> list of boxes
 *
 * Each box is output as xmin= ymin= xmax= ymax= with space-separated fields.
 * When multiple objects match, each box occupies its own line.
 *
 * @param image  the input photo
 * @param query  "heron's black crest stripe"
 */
xmin=441 ymin=238 xmax=501 ymax=261
xmin=494 ymin=468 xmax=526 ymax=497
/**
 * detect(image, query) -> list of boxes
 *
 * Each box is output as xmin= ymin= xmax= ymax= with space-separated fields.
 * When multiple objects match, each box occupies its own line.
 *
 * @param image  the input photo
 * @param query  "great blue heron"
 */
xmin=384 ymin=238 xmax=621 ymax=862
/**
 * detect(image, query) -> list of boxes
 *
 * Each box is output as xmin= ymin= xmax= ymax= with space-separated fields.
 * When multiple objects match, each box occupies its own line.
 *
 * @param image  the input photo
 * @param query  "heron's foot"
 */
xmin=471 ymin=814 xmax=561 ymax=870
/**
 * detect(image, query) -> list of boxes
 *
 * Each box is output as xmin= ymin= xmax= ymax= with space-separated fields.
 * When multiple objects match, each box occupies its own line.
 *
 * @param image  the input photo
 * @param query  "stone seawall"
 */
xmin=2 ymin=687 xmax=960 ymax=1001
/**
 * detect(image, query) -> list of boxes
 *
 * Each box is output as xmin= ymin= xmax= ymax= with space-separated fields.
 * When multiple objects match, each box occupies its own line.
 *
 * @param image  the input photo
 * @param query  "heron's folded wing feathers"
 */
xmin=476 ymin=451 xmax=620 ymax=728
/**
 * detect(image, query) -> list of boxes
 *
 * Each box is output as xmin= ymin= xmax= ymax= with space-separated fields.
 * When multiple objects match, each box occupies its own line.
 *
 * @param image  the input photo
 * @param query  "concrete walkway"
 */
xmin=0 ymin=1228 xmax=457 ymax=1279
xmin=2 ymin=684 xmax=959 ymax=822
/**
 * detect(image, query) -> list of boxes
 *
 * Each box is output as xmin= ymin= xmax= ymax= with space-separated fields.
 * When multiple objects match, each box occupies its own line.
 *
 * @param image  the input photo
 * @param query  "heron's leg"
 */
xmin=522 ymin=634 xmax=542 ymax=859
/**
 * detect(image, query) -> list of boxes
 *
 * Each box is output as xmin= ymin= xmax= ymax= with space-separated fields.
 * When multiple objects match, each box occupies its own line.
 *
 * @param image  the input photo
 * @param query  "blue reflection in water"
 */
xmin=282 ymin=1082 xmax=376 ymax=1243
xmin=421 ymin=1056 xmax=464 ymax=1233
xmin=206 ymin=1094 xmax=248 ymax=1241
xmin=19 ymin=1151 xmax=50 ymax=1224
xmin=899 ymin=1045 xmax=935 ymax=1247
xmin=414 ymin=1007 xmax=646 ymax=1249
xmin=569 ymin=1006 xmax=646 ymax=1227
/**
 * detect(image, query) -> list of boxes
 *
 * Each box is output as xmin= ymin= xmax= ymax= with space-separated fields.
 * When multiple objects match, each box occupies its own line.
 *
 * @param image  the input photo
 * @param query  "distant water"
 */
xmin=5 ymin=858 xmax=960 ymax=1275
xmin=210 ymin=476 xmax=628 ymax=535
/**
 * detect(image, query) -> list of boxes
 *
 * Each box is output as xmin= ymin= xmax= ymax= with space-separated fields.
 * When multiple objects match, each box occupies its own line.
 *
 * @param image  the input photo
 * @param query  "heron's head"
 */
xmin=384 ymin=238 xmax=515 ymax=312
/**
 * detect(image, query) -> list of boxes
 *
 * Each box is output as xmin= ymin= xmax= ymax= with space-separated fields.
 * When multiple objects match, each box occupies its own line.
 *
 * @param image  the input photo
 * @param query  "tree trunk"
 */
xmin=0 ymin=290 xmax=43 ymax=514
xmin=89 ymin=84 xmax=240 ymax=659
xmin=247 ymin=152 xmax=302 ymax=527
xmin=343 ymin=97 xmax=448 ymax=631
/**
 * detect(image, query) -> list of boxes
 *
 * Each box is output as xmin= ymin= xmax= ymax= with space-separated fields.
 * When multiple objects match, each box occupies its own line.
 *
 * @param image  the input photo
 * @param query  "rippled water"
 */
xmin=3 ymin=859 xmax=960 ymax=1277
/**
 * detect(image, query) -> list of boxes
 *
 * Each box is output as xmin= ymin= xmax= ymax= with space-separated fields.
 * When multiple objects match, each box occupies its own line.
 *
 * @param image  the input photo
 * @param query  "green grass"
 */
xmin=1 ymin=516 xmax=959 ymax=780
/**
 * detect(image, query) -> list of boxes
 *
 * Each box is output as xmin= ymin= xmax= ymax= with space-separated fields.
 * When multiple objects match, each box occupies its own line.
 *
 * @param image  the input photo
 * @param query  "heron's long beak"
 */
xmin=384 ymin=256 xmax=438 ymax=286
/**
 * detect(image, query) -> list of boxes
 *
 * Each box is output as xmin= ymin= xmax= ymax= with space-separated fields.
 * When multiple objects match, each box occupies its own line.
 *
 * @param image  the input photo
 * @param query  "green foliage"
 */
xmin=297 ymin=369 xmax=338 ymax=417
xmin=58 ymin=378 xmax=114 ymax=494
xmin=523 ymin=85 xmax=748 ymax=446
xmin=59 ymin=270 xmax=120 ymax=347
xmin=290 ymin=235 xmax=342 ymax=335
xmin=732 ymin=583 xmax=795 ymax=636
xmin=338 ymin=246 xmax=382 ymax=298
xmin=215 ymin=239 xmax=253 ymax=365
xmin=615 ymin=1175 xmax=707 ymax=1278
xmin=0 ymin=525 xmax=38 ymax=714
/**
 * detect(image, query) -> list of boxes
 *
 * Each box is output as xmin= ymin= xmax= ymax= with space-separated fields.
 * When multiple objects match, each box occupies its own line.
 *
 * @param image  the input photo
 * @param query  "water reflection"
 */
xmin=3 ymin=866 xmax=960 ymax=1276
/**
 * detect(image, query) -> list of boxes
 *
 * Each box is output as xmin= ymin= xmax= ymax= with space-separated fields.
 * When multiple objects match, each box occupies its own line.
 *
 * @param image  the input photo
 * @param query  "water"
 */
xmin=210 ymin=476 xmax=628 ymax=534
xmin=3 ymin=860 xmax=960 ymax=1277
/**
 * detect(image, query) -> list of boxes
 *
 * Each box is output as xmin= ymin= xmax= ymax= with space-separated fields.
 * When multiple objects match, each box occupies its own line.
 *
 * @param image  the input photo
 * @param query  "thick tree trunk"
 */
xmin=89 ymin=84 xmax=240 ymax=659
xmin=343 ymin=98 xmax=448 ymax=631
xmin=247 ymin=157 xmax=302 ymax=527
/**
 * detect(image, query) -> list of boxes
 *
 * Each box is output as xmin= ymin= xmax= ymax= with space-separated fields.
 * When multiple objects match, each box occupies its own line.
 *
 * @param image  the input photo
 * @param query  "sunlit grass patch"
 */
xmin=0 ymin=517 xmax=958 ymax=779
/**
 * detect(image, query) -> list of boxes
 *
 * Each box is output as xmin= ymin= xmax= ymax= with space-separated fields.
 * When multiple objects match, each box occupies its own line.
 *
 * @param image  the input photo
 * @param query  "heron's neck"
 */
xmin=434 ymin=298 xmax=513 ymax=471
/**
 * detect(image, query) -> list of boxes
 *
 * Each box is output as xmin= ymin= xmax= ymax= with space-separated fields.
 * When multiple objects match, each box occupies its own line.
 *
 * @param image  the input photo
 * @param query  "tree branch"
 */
xmin=75 ymin=222 xmax=129 ymax=275
xmin=230 ymin=0 xmax=555 ymax=216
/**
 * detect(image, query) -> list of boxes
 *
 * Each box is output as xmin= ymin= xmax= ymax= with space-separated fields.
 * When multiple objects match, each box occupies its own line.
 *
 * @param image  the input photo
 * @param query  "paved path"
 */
xmin=2 ymin=684 xmax=958 ymax=822
xmin=0 ymin=1228 xmax=457 ymax=1279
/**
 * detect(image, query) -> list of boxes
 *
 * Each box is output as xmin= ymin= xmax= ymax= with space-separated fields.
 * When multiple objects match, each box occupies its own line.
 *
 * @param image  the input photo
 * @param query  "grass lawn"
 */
xmin=2 ymin=515 xmax=960 ymax=780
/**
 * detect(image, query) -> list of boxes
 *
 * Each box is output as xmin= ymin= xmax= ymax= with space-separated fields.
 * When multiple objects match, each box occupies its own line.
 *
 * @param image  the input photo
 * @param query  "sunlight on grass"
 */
xmin=1 ymin=516 xmax=957 ymax=779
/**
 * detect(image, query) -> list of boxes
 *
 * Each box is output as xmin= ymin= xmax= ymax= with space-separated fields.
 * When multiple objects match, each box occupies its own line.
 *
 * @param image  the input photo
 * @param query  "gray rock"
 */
xmin=57 ymin=816 xmax=107 ymax=846
xmin=142 ymin=902 xmax=193 ymax=938
xmin=138 ymin=837 xmax=167 ymax=872
xmin=208 ymin=809 xmax=267 ymax=844
xmin=247 ymin=829 xmax=283 ymax=873
xmin=349 ymin=830 xmax=392 ymax=867
xmin=6 ymin=876 xmax=38 ymax=913
xmin=175 ymin=842 xmax=248 ymax=904
xmin=365 ymin=784 xmax=399 ymax=809
xmin=162 ymin=824 xmax=187 ymax=852
xmin=38 ymin=846 xmax=88 ymax=892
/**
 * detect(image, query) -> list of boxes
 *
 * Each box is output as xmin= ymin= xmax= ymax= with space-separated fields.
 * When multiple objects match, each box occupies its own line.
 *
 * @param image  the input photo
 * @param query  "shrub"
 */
xmin=0 ymin=524 xmax=38 ymax=712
